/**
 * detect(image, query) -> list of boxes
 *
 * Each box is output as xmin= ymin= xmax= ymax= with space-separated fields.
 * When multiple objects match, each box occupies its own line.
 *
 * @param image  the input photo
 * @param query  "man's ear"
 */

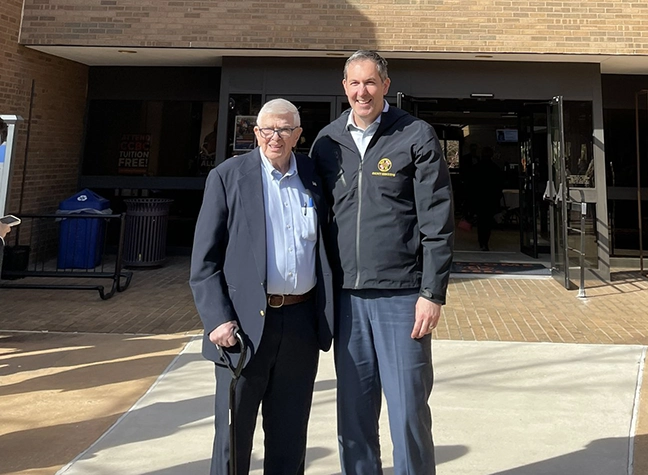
xmin=382 ymin=77 xmax=391 ymax=95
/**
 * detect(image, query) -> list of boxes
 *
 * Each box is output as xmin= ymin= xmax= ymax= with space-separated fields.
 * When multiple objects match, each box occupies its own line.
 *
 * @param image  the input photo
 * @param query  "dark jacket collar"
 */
xmin=325 ymin=106 xmax=409 ymax=149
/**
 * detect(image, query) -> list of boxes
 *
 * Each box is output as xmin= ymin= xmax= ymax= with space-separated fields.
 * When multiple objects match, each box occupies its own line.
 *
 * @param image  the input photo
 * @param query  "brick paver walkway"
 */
xmin=439 ymin=273 xmax=648 ymax=345
xmin=0 ymin=256 xmax=202 ymax=335
xmin=1 ymin=256 xmax=647 ymax=346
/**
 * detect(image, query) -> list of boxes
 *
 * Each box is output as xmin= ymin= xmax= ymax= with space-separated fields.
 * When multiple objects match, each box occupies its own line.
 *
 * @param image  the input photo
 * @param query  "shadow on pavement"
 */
xmin=490 ymin=435 xmax=644 ymax=475
xmin=0 ymin=333 xmax=191 ymax=395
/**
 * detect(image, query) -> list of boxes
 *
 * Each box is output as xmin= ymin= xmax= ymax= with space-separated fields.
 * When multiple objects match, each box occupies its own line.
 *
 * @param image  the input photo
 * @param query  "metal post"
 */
xmin=577 ymin=202 xmax=587 ymax=299
xmin=115 ymin=212 xmax=128 ymax=292
xmin=635 ymin=91 xmax=647 ymax=277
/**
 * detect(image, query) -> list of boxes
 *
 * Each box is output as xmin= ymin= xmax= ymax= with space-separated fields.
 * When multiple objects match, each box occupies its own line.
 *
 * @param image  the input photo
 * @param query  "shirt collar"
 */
xmin=347 ymin=100 xmax=390 ymax=131
xmin=259 ymin=149 xmax=297 ymax=179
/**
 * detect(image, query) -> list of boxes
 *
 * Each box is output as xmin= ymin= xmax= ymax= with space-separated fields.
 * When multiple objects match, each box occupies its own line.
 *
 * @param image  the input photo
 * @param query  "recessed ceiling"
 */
xmin=24 ymin=45 xmax=648 ymax=75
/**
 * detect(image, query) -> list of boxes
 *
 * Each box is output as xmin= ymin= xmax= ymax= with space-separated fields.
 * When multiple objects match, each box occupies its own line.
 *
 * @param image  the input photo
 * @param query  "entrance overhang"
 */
xmin=23 ymin=45 xmax=648 ymax=75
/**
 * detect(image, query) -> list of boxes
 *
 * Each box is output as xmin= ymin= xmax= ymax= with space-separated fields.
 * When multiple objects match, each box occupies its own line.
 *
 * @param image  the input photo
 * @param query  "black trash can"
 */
xmin=123 ymin=198 xmax=174 ymax=268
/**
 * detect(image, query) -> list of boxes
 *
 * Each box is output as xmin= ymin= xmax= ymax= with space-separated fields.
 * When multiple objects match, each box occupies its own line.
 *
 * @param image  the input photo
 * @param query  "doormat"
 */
xmin=451 ymin=261 xmax=550 ymax=275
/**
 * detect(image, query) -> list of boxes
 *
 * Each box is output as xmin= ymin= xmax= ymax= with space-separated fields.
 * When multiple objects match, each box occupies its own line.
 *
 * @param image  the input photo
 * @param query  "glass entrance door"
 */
xmin=518 ymin=104 xmax=551 ymax=258
xmin=518 ymin=109 xmax=540 ymax=257
xmin=548 ymin=96 xmax=570 ymax=288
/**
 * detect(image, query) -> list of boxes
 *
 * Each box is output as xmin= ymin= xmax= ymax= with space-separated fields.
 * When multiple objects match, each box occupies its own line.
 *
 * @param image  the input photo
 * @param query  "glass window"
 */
xmin=224 ymin=96 xmax=332 ymax=159
xmin=83 ymin=100 xmax=217 ymax=178
xmin=289 ymin=101 xmax=332 ymax=155
xmin=563 ymin=101 xmax=594 ymax=188
xmin=604 ymin=109 xmax=639 ymax=188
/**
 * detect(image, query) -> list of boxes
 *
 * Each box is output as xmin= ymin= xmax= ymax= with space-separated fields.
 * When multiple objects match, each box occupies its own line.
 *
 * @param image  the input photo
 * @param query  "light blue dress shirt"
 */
xmin=260 ymin=151 xmax=317 ymax=296
xmin=346 ymin=100 xmax=390 ymax=158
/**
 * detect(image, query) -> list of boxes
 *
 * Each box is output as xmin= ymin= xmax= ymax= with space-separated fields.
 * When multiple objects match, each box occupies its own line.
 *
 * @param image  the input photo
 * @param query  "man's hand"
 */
xmin=209 ymin=321 xmax=240 ymax=347
xmin=411 ymin=297 xmax=442 ymax=339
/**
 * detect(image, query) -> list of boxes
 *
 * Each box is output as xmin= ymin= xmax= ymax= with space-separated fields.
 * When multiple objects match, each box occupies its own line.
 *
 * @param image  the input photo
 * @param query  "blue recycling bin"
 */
xmin=57 ymin=189 xmax=111 ymax=269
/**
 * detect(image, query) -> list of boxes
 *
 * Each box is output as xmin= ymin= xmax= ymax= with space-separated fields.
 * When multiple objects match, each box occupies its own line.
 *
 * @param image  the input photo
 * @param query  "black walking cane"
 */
xmin=217 ymin=330 xmax=248 ymax=475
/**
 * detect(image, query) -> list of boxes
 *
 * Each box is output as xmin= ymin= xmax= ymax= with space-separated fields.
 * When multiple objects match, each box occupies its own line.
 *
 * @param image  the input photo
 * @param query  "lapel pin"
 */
xmin=312 ymin=181 xmax=318 ymax=186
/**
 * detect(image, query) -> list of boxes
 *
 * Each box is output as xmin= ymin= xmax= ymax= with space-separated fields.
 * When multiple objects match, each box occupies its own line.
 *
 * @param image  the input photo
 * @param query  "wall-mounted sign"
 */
xmin=118 ymin=134 xmax=150 ymax=175
xmin=233 ymin=115 xmax=256 ymax=152
xmin=0 ymin=115 xmax=23 ymax=216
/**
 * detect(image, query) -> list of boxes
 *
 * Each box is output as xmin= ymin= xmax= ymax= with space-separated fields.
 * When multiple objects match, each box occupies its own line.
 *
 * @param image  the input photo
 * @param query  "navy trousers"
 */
xmin=211 ymin=298 xmax=320 ymax=475
xmin=335 ymin=289 xmax=436 ymax=475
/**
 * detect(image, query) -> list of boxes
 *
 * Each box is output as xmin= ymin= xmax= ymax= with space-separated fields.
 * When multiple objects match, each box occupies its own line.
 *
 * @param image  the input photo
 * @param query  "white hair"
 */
xmin=257 ymin=98 xmax=301 ymax=127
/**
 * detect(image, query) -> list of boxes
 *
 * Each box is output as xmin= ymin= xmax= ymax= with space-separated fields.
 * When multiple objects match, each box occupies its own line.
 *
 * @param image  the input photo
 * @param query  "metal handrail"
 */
xmin=0 ymin=212 xmax=132 ymax=299
xmin=566 ymin=201 xmax=587 ymax=298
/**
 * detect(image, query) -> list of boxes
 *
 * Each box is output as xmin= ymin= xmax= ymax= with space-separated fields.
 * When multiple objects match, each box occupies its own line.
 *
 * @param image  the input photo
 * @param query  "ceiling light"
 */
xmin=470 ymin=93 xmax=494 ymax=99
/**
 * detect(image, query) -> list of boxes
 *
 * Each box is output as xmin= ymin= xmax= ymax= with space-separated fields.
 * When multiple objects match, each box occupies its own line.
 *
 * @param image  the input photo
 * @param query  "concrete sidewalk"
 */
xmin=3 ymin=257 xmax=648 ymax=474
xmin=55 ymin=337 xmax=646 ymax=475
xmin=0 ymin=332 xmax=195 ymax=475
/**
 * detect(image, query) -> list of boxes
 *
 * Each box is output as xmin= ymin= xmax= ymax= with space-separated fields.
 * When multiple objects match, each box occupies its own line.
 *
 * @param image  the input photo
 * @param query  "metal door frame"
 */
xmin=517 ymin=105 xmax=542 ymax=258
xmin=548 ymin=96 xmax=571 ymax=289
xmin=635 ymin=90 xmax=648 ymax=277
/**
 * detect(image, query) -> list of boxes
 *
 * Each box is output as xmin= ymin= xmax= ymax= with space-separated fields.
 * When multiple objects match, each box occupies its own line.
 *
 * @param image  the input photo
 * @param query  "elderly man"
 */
xmin=190 ymin=98 xmax=334 ymax=475
xmin=311 ymin=50 xmax=454 ymax=475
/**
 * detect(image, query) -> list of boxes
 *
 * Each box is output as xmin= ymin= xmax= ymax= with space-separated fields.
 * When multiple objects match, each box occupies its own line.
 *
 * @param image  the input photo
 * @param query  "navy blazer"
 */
xmin=190 ymin=149 xmax=334 ymax=368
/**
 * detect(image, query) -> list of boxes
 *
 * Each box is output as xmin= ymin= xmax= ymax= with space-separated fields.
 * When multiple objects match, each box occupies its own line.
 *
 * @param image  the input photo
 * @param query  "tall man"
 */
xmin=311 ymin=50 xmax=454 ymax=474
xmin=191 ymin=98 xmax=334 ymax=475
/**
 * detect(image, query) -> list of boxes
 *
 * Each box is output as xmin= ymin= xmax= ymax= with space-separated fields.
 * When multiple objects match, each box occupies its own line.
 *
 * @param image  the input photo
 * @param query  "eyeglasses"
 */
xmin=257 ymin=127 xmax=298 ymax=139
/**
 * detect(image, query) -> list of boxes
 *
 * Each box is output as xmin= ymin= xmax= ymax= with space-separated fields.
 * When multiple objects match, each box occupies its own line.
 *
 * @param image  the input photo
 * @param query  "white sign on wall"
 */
xmin=0 ymin=115 xmax=23 ymax=217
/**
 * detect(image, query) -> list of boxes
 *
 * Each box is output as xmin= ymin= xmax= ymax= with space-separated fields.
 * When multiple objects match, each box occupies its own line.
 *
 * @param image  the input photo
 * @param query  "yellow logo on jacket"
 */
xmin=372 ymin=158 xmax=395 ymax=177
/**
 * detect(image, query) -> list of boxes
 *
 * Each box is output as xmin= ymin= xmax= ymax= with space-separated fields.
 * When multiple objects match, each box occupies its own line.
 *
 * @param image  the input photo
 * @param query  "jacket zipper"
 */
xmin=354 ymin=158 xmax=363 ymax=288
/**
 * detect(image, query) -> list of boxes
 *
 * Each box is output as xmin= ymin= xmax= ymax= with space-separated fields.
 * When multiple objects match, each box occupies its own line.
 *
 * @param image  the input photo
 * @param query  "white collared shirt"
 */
xmin=346 ymin=100 xmax=390 ymax=159
xmin=259 ymin=151 xmax=317 ymax=295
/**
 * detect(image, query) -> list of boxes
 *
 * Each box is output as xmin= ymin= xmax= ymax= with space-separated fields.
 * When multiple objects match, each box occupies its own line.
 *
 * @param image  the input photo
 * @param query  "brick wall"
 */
xmin=17 ymin=0 xmax=648 ymax=55
xmin=1 ymin=0 xmax=87 ymax=214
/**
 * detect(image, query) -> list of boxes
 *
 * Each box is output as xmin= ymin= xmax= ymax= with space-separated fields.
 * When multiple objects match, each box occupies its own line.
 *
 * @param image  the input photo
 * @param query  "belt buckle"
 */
xmin=268 ymin=294 xmax=285 ymax=309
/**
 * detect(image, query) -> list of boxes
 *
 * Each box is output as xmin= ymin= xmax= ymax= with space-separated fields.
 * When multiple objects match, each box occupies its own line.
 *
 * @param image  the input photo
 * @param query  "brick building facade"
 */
xmin=17 ymin=1 xmax=648 ymax=56
xmin=2 ymin=0 xmax=648 ymax=282
xmin=1 ymin=0 xmax=87 ymax=214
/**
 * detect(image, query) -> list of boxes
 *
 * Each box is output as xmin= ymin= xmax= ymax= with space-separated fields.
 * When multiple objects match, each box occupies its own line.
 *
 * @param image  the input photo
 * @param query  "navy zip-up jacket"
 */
xmin=310 ymin=106 xmax=454 ymax=304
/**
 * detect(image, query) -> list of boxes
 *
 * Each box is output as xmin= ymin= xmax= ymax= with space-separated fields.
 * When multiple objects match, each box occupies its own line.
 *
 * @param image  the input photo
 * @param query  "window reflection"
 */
xmin=83 ymin=100 xmax=216 ymax=178
xmin=563 ymin=101 xmax=594 ymax=188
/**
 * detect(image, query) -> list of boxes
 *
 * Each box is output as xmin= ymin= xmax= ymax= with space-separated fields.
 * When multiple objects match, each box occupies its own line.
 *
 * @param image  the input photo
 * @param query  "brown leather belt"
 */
xmin=267 ymin=289 xmax=314 ymax=308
